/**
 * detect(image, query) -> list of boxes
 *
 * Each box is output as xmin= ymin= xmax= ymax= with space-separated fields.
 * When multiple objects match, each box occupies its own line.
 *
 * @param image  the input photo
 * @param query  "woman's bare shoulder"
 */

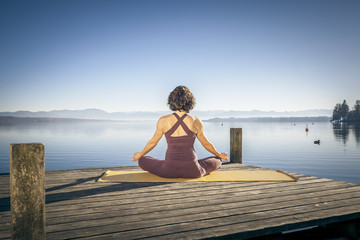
xmin=186 ymin=114 xmax=196 ymax=120
xmin=157 ymin=114 xmax=169 ymax=122
xmin=157 ymin=114 xmax=173 ymax=132
xmin=158 ymin=114 xmax=176 ymax=125
xmin=188 ymin=115 xmax=203 ymax=131
xmin=189 ymin=115 xmax=201 ymax=122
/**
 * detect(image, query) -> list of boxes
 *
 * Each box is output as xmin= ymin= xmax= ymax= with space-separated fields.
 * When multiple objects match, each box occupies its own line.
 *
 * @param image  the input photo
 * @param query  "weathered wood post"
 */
xmin=230 ymin=128 xmax=242 ymax=163
xmin=10 ymin=143 xmax=45 ymax=240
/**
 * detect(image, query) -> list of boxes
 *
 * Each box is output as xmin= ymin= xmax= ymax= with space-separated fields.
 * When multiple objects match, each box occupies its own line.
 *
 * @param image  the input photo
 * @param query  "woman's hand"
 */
xmin=132 ymin=152 xmax=142 ymax=162
xmin=219 ymin=152 xmax=229 ymax=161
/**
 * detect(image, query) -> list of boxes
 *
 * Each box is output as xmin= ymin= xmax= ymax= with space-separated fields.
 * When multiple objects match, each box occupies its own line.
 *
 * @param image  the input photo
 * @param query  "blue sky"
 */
xmin=1 ymin=0 xmax=359 ymax=112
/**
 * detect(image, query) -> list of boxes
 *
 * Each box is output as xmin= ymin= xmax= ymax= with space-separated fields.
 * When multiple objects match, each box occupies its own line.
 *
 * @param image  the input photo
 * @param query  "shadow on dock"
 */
xmin=0 ymin=174 xmax=171 ymax=212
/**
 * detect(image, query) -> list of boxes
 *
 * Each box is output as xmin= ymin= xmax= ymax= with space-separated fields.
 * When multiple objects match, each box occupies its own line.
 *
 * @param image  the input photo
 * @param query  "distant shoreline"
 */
xmin=0 ymin=116 xmax=118 ymax=124
xmin=204 ymin=116 xmax=331 ymax=122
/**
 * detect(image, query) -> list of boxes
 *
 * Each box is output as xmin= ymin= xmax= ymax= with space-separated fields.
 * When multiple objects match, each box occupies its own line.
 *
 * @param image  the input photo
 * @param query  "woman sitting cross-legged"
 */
xmin=132 ymin=85 xmax=229 ymax=178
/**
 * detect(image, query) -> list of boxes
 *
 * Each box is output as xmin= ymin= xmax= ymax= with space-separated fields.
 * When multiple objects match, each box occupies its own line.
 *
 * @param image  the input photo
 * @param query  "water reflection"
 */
xmin=354 ymin=123 xmax=360 ymax=144
xmin=332 ymin=122 xmax=360 ymax=144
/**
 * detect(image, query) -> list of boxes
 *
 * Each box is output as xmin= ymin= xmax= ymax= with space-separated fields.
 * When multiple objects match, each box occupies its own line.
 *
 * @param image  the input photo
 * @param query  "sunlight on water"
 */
xmin=0 ymin=121 xmax=359 ymax=184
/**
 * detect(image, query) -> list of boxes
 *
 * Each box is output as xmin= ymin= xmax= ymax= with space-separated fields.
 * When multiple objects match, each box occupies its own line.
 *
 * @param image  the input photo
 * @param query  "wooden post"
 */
xmin=10 ymin=143 xmax=45 ymax=240
xmin=230 ymin=128 xmax=242 ymax=163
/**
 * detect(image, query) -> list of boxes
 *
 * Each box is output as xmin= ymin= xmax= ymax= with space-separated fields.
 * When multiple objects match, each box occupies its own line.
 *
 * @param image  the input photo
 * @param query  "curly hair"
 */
xmin=167 ymin=86 xmax=196 ymax=113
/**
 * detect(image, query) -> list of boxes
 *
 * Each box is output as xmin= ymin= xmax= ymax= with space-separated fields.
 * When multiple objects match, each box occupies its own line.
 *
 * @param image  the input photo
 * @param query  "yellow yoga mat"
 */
xmin=98 ymin=170 xmax=298 ymax=182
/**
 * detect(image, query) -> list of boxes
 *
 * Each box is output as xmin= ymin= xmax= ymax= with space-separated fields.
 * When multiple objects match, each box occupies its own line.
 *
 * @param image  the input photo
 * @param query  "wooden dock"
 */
xmin=1 ymin=163 xmax=360 ymax=239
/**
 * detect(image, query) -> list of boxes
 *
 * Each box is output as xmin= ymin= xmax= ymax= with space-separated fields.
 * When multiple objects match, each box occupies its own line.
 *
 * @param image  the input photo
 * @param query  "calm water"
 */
xmin=0 ymin=120 xmax=359 ymax=184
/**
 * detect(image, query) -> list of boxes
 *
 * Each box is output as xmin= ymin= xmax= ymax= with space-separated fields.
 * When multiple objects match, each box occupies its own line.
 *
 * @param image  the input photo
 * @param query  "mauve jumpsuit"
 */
xmin=138 ymin=113 xmax=222 ymax=178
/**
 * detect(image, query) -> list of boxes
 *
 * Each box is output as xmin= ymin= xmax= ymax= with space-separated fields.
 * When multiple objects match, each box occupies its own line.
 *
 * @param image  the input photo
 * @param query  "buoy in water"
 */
xmin=305 ymin=124 xmax=309 ymax=132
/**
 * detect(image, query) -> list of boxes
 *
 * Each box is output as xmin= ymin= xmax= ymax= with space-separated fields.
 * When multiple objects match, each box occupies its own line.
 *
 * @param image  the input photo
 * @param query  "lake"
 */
xmin=0 ymin=120 xmax=359 ymax=184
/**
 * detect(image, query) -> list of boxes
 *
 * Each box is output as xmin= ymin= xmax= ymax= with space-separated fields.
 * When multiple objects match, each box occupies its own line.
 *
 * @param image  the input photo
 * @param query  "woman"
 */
xmin=133 ymin=85 xmax=229 ymax=178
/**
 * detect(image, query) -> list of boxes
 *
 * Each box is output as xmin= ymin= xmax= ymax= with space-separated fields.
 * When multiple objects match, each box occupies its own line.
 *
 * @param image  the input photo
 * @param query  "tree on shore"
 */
xmin=332 ymin=100 xmax=360 ymax=122
xmin=332 ymin=100 xmax=349 ymax=121
xmin=347 ymin=100 xmax=360 ymax=122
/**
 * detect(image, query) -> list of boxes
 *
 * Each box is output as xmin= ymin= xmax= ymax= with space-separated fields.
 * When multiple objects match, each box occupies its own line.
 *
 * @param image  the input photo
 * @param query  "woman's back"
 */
xmin=164 ymin=113 xmax=196 ymax=159
xmin=160 ymin=112 xmax=198 ymax=137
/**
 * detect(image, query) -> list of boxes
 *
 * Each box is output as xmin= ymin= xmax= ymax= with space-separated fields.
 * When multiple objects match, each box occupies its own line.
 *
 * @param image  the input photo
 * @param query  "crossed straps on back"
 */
xmin=165 ymin=113 xmax=194 ymax=137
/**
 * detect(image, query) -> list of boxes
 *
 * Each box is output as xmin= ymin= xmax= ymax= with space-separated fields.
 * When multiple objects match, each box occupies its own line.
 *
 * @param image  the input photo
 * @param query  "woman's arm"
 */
xmin=132 ymin=118 xmax=164 ymax=161
xmin=194 ymin=118 xmax=229 ymax=161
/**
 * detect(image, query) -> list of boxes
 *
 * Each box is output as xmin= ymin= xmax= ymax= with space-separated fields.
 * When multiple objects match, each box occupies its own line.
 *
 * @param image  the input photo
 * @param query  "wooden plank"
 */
xmin=43 ymin=181 xmax=340 ymax=222
xmin=47 ymin=198 xmax=360 ymax=239
xmin=43 ymin=183 xmax=360 ymax=234
xmin=0 ymin=217 xmax=11 ymax=230
xmin=45 ymin=189 xmax=360 ymax=234
xmin=0 ymin=231 xmax=11 ymax=240
xmin=152 ymin=206 xmax=360 ymax=240
xmin=44 ymin=183 xmax=360 ymax=226
xmin=44 ymin=176 xmax=321 ymax=209
xmin=44 ymin=177 xmax=335 ymax=215
xmin=43 ymin=180 xmax=348 ymax=220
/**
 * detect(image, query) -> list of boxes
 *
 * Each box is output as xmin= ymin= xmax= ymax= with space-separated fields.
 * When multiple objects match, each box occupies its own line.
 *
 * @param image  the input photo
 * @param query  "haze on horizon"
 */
xmin=1 ymin=0 xmax=359 ymax=113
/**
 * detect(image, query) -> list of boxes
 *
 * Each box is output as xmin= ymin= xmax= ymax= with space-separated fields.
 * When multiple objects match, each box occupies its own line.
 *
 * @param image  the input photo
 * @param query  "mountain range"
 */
xmin=0 ymin=108 xmax=332 ymax=120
